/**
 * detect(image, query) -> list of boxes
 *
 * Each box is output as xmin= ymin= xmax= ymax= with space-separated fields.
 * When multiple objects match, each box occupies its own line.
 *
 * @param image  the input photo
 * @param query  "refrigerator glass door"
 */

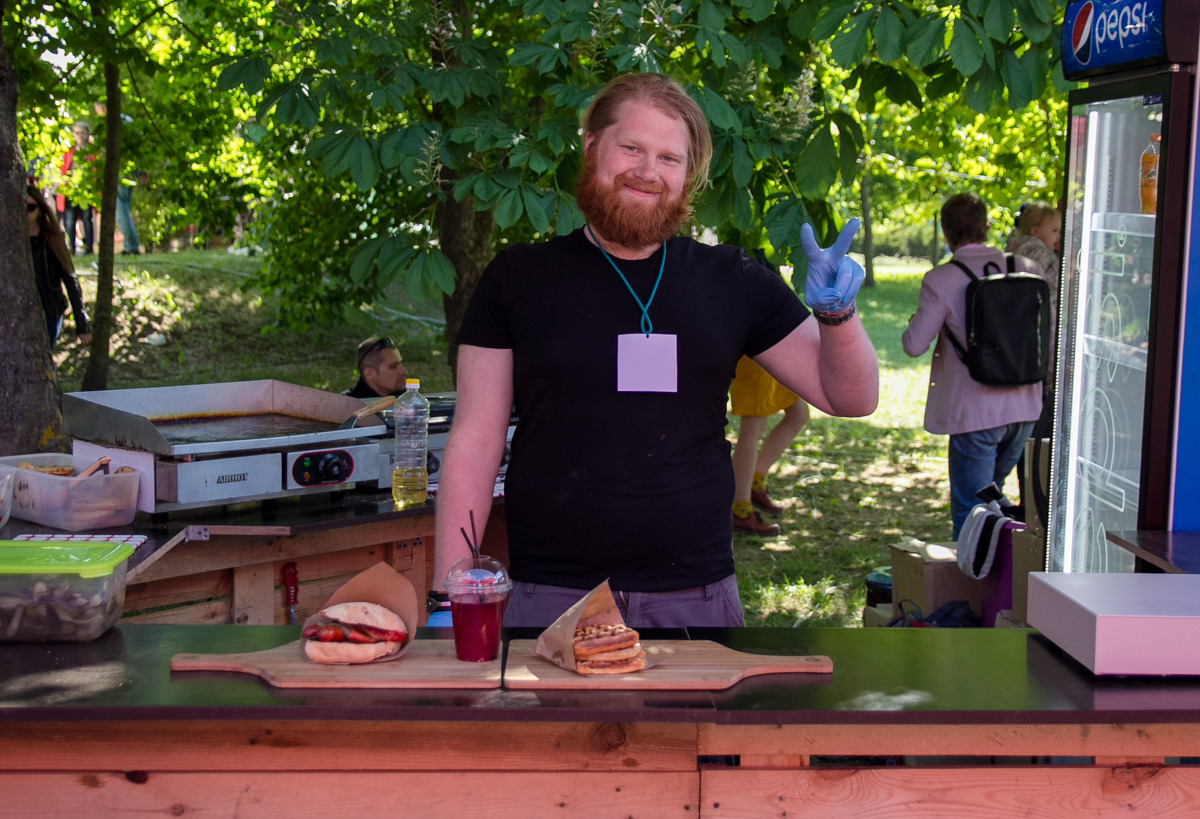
xmin=1050 ymin=90 xmax=1162 ymax=573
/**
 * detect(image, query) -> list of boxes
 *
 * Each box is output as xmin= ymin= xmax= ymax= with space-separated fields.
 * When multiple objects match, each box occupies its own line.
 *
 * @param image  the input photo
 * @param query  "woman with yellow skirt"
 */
xmin=730 ymin=356 xmax=809 ymax=535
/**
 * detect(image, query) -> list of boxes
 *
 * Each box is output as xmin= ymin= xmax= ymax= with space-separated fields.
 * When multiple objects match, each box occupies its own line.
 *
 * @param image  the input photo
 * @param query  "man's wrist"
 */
xmin=812 ymin=303 xmax=857 ymax=326
xmin=427 ymin=590 xmax=451 ymax=613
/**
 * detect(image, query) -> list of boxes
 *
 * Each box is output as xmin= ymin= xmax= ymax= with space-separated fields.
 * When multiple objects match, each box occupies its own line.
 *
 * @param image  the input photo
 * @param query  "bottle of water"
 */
xmin=392 ymin=378 xmax=429 ymax=508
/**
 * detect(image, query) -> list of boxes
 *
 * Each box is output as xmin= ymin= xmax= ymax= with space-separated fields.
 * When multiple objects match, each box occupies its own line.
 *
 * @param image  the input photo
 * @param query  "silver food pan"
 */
xmin=63 ymin=380 xmax=387 ymax=457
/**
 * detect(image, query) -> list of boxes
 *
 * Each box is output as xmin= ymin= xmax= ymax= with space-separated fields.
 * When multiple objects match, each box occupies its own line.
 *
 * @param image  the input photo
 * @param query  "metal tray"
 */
xmin=64 ymin=381 xmax=387 ymax=456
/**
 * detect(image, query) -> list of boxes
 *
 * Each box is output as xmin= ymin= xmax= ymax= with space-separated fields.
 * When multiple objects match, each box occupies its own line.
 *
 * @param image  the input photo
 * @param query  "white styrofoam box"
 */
xmin=1028 ymin=572 xmax=1200 ymax=675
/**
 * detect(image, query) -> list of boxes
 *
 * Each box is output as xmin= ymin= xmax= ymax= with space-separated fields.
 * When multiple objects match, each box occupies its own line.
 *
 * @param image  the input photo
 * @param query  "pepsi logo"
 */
xmin=1071 ymin=1 xmax=1095 ymax=65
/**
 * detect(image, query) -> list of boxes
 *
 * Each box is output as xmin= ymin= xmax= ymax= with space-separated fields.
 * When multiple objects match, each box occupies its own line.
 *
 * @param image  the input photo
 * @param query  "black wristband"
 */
xmin=427 ymin=590 xmax=450 ymax=613
xmin=813 ymin=303 xmax=857 ymax=326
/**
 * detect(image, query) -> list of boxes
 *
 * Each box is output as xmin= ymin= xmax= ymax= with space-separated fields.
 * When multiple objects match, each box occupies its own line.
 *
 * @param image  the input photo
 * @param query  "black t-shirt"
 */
xmin=342 ymin=378 xmax=384 ymax=399
xmin=457 ymin=228 xmax=809 ymax=591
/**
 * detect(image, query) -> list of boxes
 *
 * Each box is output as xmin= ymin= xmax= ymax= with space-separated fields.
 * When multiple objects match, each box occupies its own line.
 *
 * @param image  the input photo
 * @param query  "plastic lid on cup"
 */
xmin=444 ymin=555 xmax=512 ymax=594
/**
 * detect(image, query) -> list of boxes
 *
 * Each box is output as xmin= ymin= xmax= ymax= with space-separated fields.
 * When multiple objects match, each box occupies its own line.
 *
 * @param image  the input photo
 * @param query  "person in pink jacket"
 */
xmin=902 ymin=192 xmax=1045 ymax=538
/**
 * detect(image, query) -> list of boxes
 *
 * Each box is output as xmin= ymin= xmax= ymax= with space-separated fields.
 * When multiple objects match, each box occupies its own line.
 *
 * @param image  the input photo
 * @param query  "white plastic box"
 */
xmin=0 ymin=454 xmax=140 ymax=532
xmin=1027 ymin=571 xmax=1200 ymax=675
xmin=0 ymin=469 xmax=12 ymax=529
xmin=0 ymin=465 xmax=11 ymax=528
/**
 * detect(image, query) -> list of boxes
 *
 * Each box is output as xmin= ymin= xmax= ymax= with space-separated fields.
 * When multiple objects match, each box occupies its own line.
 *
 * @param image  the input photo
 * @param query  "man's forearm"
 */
xmin=818 ymin=318 xmax=879 ymax=417
xmin=431 ymin=438 xmax=505 ymax=590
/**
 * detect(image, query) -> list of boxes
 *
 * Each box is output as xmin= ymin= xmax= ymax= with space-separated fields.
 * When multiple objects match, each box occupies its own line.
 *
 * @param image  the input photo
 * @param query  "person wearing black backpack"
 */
xmin=901 ymin=192 xmax=1049 ymax=539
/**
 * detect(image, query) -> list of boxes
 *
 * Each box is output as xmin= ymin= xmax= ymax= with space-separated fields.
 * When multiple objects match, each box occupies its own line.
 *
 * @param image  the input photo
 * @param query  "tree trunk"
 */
xmin=82 ymin=62 xmax=122 ymax=391
xmin=436 ymin=194 xmax=494 ymax=384
xmin=931 ymin=215 xmax=941 ymax=266
xmin=0 ymin=6 xmax=68 ymax=455
xmin=859 ymin=172 xmax=874 ymax=288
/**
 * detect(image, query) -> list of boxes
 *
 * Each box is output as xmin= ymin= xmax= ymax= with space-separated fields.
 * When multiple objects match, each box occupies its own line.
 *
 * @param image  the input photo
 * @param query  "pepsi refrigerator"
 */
xmin=1049 ymin=0 xmax=1200 ymax=573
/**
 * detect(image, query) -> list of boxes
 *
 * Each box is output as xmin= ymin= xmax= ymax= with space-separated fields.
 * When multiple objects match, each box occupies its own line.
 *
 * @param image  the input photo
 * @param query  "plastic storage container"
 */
xmin=392 ymin=378 xmax=430 ymax=509
xmin=0 ymin=454 xmax=140 ymax=532
xmin=0 ymin=469 xmax=12 ymax=529
xmin=0 ymin=540 xmax=135 ymax=641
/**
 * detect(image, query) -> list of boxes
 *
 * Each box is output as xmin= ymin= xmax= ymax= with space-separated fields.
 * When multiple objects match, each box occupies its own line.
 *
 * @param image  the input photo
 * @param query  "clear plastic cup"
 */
xmin=444 ymin=555 xmax=511 ymax=662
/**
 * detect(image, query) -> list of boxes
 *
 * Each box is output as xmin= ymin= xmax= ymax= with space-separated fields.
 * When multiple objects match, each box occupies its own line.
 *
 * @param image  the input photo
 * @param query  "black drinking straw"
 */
xmin=460 ymin=509 xmax=480 ymax=560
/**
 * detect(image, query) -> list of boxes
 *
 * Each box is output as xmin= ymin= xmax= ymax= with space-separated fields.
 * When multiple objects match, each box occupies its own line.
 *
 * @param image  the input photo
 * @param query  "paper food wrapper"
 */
xmin=300 ymin=562 xmax=420 ymax=664
xmin=533 ymin=580 xmax=652 ymax=673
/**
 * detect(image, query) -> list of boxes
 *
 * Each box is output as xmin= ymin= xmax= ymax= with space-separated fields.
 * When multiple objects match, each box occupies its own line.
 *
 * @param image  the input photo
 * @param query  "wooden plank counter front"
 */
xmin=3 ymin=626 xmax=1200 ymax=817
xmin=0 ymin=491 xmax=507 ymax=627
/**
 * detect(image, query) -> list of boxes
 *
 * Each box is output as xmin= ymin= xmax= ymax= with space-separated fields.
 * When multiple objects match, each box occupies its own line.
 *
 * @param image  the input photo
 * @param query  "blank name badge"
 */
xmin=617 ymin=333 xmax=677 ymax=393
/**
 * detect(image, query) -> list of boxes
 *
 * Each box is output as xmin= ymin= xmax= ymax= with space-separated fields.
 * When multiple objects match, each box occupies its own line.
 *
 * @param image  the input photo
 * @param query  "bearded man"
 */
xmin=432 ymin=73 xmax=878 ymax=629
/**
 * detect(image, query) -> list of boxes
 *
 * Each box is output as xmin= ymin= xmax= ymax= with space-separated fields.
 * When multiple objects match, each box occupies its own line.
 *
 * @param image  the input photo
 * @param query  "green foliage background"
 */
xmin=11 ymin=0 xmax=1070 ymax=339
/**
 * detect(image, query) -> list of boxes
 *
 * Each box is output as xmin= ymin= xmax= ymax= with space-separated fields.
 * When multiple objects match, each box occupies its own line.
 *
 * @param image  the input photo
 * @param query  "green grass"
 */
xmin=58 ymin=250 xmax=958 ymax=627
xmin=57 ymin=252 xmax=455 ymax=394
xmin=729 ymin=254 xmax=955 ymax=627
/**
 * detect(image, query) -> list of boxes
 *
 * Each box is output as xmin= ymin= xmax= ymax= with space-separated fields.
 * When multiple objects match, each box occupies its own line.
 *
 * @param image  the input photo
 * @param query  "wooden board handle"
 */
xmin=354 ymin=395 xmax=397 ymax=419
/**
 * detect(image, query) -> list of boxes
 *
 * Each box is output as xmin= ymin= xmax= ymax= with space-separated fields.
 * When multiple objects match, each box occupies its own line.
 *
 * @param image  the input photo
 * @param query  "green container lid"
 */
xmin=0 ymin=540 xmax=135 ymax=578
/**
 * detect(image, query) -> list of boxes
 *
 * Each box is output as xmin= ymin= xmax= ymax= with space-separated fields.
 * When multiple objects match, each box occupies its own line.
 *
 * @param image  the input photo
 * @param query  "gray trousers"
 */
xmin=503 ymin=574 xmax=745 ymax=629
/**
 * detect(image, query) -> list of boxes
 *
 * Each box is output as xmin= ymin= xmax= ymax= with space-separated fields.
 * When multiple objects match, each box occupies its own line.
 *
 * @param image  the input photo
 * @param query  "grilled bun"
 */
xmin=301 ymin=601 xmax=409 ymax=665
xmin=304 ymin=638 xmax=403 ymax=664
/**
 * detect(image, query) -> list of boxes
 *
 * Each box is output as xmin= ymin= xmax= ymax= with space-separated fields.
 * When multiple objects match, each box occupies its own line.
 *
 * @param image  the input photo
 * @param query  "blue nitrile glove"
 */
xmin=425 ymin=609 xmax=453 ymax=627
xmin=800 ymin=218 xmax=865 ymax=314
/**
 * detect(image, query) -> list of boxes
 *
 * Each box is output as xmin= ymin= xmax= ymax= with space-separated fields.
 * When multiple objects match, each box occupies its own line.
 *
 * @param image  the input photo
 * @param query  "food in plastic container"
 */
xmin=0 ymin=454 xmax=139 ymax=532
xmin=0 ymin=469 xmax=12 ymax=529
xmin=0 ymin=540 xmax=135 ymax=641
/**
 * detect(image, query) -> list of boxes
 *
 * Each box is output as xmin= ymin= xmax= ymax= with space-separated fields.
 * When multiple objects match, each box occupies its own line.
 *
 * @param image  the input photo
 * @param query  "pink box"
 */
xmin=1027 ymin=572 xmax=1200 ymax=675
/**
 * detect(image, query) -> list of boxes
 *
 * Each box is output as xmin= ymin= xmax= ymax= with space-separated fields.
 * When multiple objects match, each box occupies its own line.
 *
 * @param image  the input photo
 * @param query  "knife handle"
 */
xmin=283 ymin=562 xmax=299 ymax=606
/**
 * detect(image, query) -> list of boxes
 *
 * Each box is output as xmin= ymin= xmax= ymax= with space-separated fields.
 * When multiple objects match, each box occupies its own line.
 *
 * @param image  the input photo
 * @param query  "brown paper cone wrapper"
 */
xmin=533 ymin=580 xmax=636 ymax=672
xmin=301 ymin=562 xmax=420 ymax=663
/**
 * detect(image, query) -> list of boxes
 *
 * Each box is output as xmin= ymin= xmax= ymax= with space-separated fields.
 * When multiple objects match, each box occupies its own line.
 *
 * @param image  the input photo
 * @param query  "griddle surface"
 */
xmin=153 ymin=414 xmax=336 ymax=446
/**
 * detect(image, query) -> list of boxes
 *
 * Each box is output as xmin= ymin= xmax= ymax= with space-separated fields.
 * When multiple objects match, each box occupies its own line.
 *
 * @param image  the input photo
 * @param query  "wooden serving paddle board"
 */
xmin=504 ymin=639 xmax=832 ymax=690
xmin=170 ymin=640 xmax=501 ymax=689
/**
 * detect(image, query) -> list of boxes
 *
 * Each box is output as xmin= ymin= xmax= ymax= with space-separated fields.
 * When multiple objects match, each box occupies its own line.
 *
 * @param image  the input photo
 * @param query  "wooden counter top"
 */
xmin=6 ymin=626 xmax=1200 ymax=817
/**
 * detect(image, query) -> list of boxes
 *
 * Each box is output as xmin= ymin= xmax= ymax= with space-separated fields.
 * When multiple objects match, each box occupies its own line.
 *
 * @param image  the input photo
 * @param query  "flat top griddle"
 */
xmin=153 ymin=414 xmax=339 ymax=447
xmin=63 ymin=381 xmax=387 ymax=457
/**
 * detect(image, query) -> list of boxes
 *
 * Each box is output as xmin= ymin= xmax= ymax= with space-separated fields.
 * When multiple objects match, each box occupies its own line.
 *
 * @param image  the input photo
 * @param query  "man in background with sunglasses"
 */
xmin=343 ymin=336 xmax=408 ymax=398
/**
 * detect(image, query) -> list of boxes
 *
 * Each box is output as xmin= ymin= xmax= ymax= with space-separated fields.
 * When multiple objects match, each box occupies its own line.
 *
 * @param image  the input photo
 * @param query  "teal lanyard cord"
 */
xmin=586 ymin=223 xmax=666 ymax=337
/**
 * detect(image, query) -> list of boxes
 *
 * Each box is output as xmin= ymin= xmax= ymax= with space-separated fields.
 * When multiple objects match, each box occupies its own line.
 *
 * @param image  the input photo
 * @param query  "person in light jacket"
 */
xmin=902 ymin=192 xmax=1044 ymax=538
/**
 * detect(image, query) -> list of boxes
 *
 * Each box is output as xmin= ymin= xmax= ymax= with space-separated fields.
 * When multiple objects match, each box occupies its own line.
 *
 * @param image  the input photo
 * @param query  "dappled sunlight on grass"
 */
xmin=744 ymin=576 xmax=857 ymax=628
xmin=56 ymin=249 xmax=455 ymax=393
xmin=732 ymin=375 xmax=951 ymax=627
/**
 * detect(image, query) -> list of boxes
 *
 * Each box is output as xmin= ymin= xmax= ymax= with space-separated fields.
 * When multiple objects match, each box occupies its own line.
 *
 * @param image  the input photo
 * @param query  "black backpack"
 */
xmin=943 ymin=255 xmax=1051 ymax=387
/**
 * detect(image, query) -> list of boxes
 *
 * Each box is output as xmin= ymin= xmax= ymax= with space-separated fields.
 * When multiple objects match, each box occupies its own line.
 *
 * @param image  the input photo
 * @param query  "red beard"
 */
xmin=574 ymin=148 xmax=691 ymax=250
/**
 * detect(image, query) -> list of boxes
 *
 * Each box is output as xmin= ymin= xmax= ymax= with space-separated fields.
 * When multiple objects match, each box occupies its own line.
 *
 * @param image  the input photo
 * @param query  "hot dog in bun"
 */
xmin=301 ymin=601 xmax=409 ymax=664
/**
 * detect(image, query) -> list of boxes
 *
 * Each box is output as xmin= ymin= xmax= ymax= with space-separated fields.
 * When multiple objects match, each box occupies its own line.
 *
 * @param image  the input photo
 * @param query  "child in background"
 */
xmin=1005 ymin=201 xmax=1061 ymax=317
xmin=730 ymin=356 xmax=809 ymax=536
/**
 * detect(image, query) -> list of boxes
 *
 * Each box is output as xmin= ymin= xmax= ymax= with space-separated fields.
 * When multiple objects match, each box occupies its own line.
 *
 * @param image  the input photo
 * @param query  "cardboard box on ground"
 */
xmin=1011 ymin=438 xmax=1050 ymax=625
xmin=1010 ymin=528 xmax=1046 ymax=625
xmin=867 ymin=436 xmax=1049 ymax=628
xmin=889 ymin=538 xmax=985 ymax=621
xmin=1023 ymin=438 xmax=1050 ymax=541
xmin=862 ymin=603 xmax=892 ymax=627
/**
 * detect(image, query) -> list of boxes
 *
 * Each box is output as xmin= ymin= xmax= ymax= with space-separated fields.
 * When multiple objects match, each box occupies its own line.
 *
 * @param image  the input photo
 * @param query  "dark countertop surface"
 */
xmin=1108 ymin=530 xmax=1200 ymax=574
xmin=4 ymin=625 xmax=1200 ymax=726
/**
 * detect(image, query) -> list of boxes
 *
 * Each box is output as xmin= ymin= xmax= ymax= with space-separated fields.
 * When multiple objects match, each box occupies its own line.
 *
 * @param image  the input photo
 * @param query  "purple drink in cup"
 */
xmin=444 ymin=556 xmax=511 ymax=662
